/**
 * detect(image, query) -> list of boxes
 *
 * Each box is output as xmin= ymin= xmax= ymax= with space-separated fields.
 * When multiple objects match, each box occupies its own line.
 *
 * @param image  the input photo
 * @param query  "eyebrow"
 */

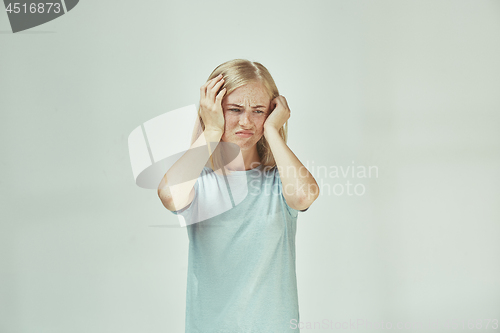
xmin=227 ymin=103 xmax=267 ymax=109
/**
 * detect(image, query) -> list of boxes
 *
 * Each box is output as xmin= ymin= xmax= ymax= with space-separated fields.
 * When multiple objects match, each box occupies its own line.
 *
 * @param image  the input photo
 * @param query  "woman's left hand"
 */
xmin=264 ymin=95 xmax=291 ymax=132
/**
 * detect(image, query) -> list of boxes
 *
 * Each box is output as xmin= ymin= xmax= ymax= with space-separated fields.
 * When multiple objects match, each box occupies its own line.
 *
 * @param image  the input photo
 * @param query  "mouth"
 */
xmin=236 ymin=130 xmax=253 ymax=138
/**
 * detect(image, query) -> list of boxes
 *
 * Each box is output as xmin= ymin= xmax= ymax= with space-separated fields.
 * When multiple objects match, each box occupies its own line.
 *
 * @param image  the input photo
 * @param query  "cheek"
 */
xmin=255 ymin=117 xmax=266 ymax=130
xmin=224 ymin=114 xmax=237 ymax=128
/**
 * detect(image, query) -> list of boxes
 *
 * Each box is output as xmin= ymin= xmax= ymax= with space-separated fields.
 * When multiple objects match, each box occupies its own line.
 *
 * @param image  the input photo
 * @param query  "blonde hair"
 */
xmin=191 ymin=59 xmax=288 ymax=173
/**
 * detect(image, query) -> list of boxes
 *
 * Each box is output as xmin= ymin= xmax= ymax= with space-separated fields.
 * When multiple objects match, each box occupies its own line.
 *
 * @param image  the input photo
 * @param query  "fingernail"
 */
xmin=217 ymin=74 xmax=222 ymax=78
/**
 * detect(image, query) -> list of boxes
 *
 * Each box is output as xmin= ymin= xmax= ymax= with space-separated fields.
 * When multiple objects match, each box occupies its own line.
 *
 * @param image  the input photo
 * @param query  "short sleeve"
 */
xmin=275 ymin=169 xmax=299 ymax=218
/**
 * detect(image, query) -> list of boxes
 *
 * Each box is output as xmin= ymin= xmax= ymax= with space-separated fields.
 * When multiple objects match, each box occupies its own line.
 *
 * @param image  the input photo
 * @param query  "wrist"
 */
xmin=264 ymin=126 xmax=280 ymax=136
xmin=204 ymin=129 xmax=223 ymax=142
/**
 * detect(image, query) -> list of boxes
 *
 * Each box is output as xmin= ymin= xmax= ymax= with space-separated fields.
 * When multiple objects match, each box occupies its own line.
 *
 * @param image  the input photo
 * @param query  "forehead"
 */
xmin=224 ymin=82 xmax=270 ymax=105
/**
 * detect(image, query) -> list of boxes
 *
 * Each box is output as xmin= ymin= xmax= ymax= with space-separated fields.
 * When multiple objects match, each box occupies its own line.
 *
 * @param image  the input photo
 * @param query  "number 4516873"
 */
xmin=5 ymin=3 xmax=61 ymax=14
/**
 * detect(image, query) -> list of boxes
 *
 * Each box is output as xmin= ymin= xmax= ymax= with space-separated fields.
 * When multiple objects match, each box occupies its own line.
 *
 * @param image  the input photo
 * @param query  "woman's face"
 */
xmin=221 ymin=81 xmax=271 ymax=151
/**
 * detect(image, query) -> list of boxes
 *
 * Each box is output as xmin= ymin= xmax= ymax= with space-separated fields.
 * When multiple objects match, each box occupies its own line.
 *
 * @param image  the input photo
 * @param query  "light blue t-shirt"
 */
xmin=171 ymin=164 xmax=305 ymax=333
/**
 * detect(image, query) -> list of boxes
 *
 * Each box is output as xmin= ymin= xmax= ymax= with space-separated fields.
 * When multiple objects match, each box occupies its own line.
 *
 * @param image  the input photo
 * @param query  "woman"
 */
xmin=158 ymin=59 xmax=319 ymax=332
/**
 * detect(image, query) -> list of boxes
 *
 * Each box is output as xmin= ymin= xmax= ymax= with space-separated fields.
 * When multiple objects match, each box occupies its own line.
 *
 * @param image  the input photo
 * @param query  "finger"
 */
xmin=200 ymin=77 xmax=217 ymax=97
xmin=201 ymin=75 xmax=222 ymax=99
xmin=209 ymin=78 xmax=225 ymax=101
xmin=215 ymin=87 xmax=226 ymax=104
xmin=206 ymin=74 xmax=223 ymax=92
xmin=270 ymin=101 xmax=277 ymax=112
xmin=280 ymin=96 xmax=290 ymax=109
xmin=200 ymin=82 xmax=209 ymax=98
xmin=271 ymin=97 xmax=280 ymax=110
xmin=275 ymin=96 xmax=289 ymax=112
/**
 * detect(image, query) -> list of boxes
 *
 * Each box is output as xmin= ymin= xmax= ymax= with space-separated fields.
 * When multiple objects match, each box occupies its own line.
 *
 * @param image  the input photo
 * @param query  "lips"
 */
xmin=235 ymin=130 xmax=254 ymax=138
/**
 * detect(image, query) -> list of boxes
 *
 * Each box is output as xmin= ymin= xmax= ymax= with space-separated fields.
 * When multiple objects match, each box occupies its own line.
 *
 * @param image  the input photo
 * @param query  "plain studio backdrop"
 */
xmin=1 ymin=0 xmax=499 ymax=332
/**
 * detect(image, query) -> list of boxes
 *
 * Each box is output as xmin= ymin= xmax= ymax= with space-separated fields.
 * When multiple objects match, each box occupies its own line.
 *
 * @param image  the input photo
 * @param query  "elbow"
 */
xmin=158 ymin=189 xmax=169 ymax=208
xmin=158 ymin=175 xmax=169 ymax=195
xmin=157 ymin=185 xmax=166 ymax=203
xmin=290 ymin=188 xmax=319 ymax=210
xmin=157 ymin=185 xmax=174 ymax=210
xmin=157 ymin=186 xmax=166 ymax=199
xmin=295 ymin=184 xmax=320 ymax=210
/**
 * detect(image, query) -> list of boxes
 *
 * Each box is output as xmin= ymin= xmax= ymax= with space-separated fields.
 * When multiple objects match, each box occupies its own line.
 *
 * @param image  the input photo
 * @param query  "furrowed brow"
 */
xmin=227 ymin=103 xmax=266 ymax=109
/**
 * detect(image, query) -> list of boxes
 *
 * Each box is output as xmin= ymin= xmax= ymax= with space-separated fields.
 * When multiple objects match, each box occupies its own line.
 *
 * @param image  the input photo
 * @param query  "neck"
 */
xmin=224 ymin=145 xmax=261 ymax=171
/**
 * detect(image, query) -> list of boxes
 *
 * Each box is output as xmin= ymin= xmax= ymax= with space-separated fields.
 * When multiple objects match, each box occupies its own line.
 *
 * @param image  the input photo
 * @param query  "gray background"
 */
xmin=1 ymin=0 xmax=499 ymax=332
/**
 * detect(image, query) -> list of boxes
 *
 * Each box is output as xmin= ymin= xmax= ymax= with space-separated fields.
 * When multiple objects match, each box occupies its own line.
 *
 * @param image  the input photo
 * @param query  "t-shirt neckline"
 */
xmin=210 ymin=164 xmax=264 ymax=176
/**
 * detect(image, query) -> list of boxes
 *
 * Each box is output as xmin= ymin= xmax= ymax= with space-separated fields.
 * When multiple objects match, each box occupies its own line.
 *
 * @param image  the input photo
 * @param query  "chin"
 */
xmin=223 ymin=134 xmax=262 ymax=150
xmin=236 ymin=139 xmax=258 ymax=150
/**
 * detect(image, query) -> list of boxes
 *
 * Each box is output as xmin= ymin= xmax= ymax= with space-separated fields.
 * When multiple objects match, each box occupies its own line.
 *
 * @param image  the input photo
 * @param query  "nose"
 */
xmin=239 ymin=110 xmax=251 ymax=127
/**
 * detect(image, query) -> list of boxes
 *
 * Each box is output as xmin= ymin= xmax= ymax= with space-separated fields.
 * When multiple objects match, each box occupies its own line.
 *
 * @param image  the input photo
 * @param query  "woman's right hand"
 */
xmin=199 ymin=74 xmax=226 ymax=135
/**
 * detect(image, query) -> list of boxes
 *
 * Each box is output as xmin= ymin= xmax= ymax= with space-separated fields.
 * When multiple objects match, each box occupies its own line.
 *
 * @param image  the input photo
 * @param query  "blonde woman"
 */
xmin=158 ymin=59 xmax=319 ymax=332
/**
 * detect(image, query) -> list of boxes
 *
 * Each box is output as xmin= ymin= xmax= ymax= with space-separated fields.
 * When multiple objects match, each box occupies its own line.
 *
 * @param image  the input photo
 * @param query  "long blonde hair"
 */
xmin=191 ymin=59 xmax=288 ymax=173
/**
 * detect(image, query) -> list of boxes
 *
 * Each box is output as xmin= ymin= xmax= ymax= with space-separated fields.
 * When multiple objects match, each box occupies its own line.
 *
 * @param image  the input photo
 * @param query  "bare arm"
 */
xmin=157 ymin=74 xmax=227 ymax=211
xmin=263 ymin=96 xmax=320 ymax=211
xmin=157 ymin=130 xmax=222 ymax=211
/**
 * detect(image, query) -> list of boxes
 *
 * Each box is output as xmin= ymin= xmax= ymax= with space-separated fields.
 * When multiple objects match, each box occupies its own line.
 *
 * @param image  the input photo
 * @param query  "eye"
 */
xmin=254 ymin=110 xmax=265 ymax=114
xmin=229 ymin=109 xmax=241 ymax=112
